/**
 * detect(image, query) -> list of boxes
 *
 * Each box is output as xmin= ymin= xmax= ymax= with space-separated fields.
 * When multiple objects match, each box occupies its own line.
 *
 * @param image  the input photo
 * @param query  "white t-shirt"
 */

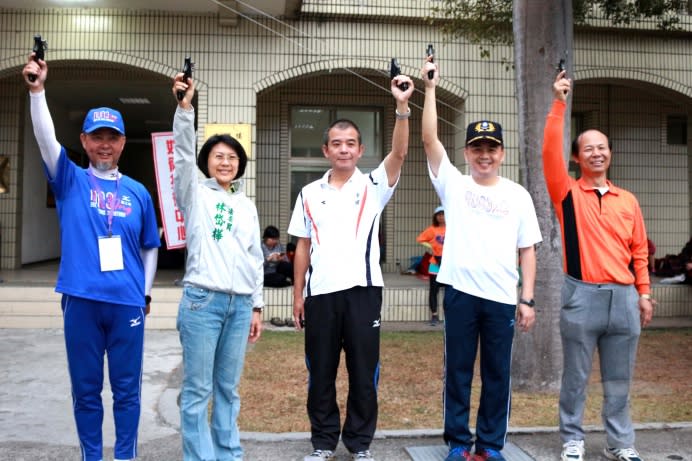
xmin=430 ymin=153 xmax=542 ymax=304
xmin=288 ymin=164 xmax=396 ymax=297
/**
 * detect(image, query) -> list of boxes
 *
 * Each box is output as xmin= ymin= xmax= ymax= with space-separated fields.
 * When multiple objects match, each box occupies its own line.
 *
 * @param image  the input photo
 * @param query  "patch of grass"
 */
xmin=238 ymin=328 xmax=692 ymax=432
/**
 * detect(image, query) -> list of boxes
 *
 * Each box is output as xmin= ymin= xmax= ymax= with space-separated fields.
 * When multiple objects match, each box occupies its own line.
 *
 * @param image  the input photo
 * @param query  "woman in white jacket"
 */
xmin=172 ymin=73 xmax=264 ymax=461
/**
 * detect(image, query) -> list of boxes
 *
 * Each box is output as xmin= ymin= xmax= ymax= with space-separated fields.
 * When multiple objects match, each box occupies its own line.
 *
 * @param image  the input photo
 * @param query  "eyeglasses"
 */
xmin=212 ymin=152 xmax=240 ymax=162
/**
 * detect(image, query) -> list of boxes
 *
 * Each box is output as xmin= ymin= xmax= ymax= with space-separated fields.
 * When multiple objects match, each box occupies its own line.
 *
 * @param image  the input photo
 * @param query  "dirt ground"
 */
xmin=238 ymin=327 xmax=692 ymax=432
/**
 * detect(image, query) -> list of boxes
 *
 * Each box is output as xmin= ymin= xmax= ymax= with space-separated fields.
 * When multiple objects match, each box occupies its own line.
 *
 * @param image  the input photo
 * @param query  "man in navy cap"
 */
xmin=421 ymin=56 xmax=542 ymax=461
xmin=23 ymin=54 xmax=159 ymax=461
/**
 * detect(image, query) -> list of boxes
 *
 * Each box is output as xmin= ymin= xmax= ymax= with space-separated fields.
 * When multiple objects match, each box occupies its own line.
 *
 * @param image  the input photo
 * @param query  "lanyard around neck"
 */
xmin=87 ymin=171 xmax=120 ymax=237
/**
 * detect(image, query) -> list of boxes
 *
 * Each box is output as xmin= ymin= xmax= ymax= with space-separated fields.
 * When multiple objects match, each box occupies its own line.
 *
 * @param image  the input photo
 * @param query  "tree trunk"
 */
xmin=511 ymin=0 xmax=573 ymax=391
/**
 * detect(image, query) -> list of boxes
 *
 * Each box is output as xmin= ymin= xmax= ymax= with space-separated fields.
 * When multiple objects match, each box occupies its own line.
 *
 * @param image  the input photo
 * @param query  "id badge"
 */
xmin=98 ymin=235 xmax=124 ymax=272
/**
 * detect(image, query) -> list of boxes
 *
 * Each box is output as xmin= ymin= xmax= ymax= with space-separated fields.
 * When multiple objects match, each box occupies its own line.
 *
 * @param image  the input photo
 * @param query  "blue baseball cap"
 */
xmin=82 ymin=107 xmax=125 ymax=135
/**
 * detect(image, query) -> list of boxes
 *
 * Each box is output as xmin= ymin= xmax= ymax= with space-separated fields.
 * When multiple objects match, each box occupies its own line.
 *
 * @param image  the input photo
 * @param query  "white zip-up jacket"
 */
xmin=173 ymin=106 xmax=264 ymax=308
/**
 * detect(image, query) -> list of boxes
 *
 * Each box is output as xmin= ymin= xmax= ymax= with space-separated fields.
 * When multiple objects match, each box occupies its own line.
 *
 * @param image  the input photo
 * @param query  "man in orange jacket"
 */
xmin=543 ymin=71 xmax=654 ymax=461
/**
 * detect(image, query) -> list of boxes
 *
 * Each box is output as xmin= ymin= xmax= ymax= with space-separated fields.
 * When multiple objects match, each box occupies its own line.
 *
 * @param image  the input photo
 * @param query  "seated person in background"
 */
xmin=654 ymin=235 xmax=692 ymax=284
xmin=680 ymin=237 xmax=692 ymax=284
xmin=262 ymin=225 xmax=294 ymax=287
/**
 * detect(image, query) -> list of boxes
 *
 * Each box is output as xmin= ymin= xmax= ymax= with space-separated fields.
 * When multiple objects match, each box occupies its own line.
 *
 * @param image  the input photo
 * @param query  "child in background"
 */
xmin=416 ymin=206 xmax=446 ymax=325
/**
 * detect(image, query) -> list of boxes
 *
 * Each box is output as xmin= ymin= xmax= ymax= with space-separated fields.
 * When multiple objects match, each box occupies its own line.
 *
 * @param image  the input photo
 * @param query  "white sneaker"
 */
xmin=304 ymin=449 xmax=334 ymax=461
xmin=352 ymin=450 xmax=375 ymax=460
xmin=604 ymin=447 xmax=643 ymax=461
xmin=561 ymin=440 xmax=585 ymax=461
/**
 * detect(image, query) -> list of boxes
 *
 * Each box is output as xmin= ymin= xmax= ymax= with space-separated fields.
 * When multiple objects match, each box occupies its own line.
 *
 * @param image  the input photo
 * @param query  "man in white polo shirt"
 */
xmin=288 ymin=72 xmax=414 ymax=461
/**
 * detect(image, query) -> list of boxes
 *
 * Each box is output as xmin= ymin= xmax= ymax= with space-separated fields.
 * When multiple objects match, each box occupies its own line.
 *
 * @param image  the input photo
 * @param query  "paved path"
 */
xmin=1 ymin=328 xmax=690 ymax=461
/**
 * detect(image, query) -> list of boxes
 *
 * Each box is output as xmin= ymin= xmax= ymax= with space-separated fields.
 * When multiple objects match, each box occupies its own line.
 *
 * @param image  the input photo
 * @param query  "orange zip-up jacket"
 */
xmin=542 ymin=100 xmax=650 ymax=295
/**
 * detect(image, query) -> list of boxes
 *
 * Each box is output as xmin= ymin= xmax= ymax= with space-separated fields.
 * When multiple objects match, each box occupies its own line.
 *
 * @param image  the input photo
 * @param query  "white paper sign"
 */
xmin=151 ymin=132 xmax=186 ymax=249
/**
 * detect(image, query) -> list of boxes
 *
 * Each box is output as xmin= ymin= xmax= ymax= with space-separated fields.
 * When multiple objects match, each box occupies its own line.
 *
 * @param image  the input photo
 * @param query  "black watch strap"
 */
xmin=145 ymin=295 xmax=152 ymax=305
xmin=519 ymin=298 xmax=535 ymax=307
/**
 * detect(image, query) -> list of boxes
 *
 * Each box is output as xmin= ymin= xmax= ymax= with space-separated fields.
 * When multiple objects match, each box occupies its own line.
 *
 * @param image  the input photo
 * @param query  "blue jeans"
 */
xmin=177 ymin=286 xmax=252 ymax=461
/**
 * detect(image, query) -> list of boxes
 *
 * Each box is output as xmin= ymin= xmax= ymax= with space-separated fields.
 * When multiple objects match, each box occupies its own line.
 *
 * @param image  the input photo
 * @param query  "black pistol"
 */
xmin=177 ymin=57 xmax=193 ymax=101
xmin=390 ymin=58 xmax=408 ymax=91
xmin=556 ymin=59 xmax=567 ymax=95
xmin=426 ymin=44 xmax=435 ymax=80
xmin=29 ymin=34 xmax=47 ymax=83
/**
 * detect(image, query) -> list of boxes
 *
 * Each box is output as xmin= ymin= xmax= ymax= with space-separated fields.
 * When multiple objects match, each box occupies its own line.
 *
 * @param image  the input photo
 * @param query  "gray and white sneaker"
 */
xmin=352 ymin=450 xmax=375 ymax=460
xmin=304 ymin=449 xmax=334 ymax=461
xmin=561 ymin=440 xmax=584 ymax=461
xmin=604 ymin=447 xmax=643 ymax=461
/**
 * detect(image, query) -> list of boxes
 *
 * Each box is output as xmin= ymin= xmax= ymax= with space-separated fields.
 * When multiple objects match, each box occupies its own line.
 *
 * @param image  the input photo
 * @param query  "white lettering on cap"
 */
xmin=93 ymin=110 xmax=118 ymax=122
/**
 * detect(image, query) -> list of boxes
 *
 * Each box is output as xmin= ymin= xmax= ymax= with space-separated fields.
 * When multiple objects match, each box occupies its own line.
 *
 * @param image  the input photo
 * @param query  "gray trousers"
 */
xmin=559 ymin=275 xmax=641 ymax=448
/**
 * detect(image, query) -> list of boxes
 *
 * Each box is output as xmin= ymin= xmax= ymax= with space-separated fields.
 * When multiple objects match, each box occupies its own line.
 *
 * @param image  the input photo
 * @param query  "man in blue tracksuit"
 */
xmin=23 ymin=54 xmax=159 ymax=461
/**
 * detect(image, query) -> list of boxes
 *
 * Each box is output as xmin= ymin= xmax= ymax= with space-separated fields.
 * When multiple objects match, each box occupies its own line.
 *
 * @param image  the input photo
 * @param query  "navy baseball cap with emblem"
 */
xmin=465 ymin=120 xmax=503 ymax=146
xmin=82 ymin=107 xmax=126 ymax=135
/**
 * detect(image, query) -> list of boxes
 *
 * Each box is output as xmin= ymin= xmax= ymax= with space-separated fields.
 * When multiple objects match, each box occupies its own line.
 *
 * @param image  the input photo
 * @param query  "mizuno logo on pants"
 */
xmin=130 ymin=316 xmax=142 ymax=327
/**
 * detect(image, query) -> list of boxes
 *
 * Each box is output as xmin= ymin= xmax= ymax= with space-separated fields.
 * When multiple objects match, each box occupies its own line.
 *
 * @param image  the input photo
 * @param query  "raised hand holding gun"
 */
xmin=173 ymin=68 xmax=196 ymax=109
xmin=28 ymin=35 xmax=47 ymax=83
xmin=553 ymin=67 xmax=571 ymax=103
xmin=556 ymin=59 xmax=569 ymax=96
xmin=427 ymin=44 xmax=435 ymax=80
xmin=177 ymin=57 xmax=193 ymax=101
xmin=390 ymin=58 xmax=409 ymax=92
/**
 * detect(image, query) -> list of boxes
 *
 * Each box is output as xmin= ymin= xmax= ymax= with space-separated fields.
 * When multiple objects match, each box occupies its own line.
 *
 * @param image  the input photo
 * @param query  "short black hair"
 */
xmin=263 ymin=225 xmax=280 ymax=240
xmin=322 ymin=119 xmax=362 ymax=146
xmin=571 ymin=129 xmax=613 ymax=157
xmin=197 ymin=134 xmax=247 ymax=179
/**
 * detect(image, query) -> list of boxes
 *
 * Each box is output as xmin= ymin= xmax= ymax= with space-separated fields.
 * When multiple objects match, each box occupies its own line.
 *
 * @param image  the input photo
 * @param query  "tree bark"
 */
xmin=511 ymin=0 xmax=574 ymax=391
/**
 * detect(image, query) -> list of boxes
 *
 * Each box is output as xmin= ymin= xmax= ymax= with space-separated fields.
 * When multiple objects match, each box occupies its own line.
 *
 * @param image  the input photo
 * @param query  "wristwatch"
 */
xmin=145 ymin=295 xmax=152 ymax=305
xmin=519 ymin=298 xmax=535 ymax=308
xmin=252 ymin=307 xmax=263 ymax=313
